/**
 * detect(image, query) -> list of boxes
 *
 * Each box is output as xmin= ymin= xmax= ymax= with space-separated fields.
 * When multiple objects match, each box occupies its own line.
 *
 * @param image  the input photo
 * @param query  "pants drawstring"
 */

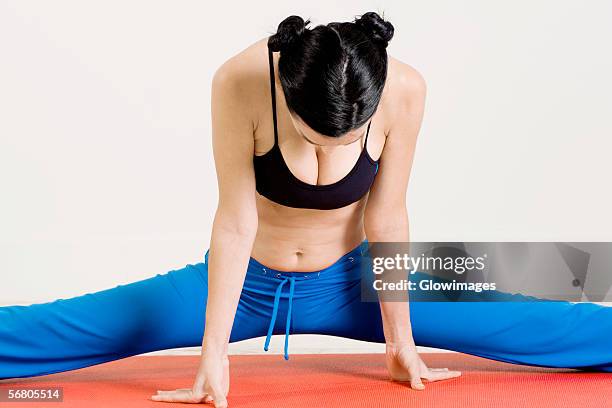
xmin=284 ymin=277 xmax=296 ymax=360
xmin=264 ymin=276 xmax=296 ymax=360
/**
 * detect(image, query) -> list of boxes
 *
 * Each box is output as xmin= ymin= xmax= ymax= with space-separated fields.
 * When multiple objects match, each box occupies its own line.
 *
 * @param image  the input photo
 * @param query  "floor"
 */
xmin=2 ymin=353 xmax=610 ymax=408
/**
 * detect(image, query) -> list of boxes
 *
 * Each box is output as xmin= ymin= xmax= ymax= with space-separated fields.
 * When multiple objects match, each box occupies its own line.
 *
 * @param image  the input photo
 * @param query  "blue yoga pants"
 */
xmin=1 ymin=241 xmax=612 ymax=379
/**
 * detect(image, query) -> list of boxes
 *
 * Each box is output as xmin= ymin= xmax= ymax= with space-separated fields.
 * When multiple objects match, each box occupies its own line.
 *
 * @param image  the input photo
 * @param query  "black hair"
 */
xmin=268 ymin=12 xmax=394 ymax=137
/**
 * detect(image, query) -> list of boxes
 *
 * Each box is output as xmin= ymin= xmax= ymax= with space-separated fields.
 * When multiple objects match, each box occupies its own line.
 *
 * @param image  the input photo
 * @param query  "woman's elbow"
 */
xmin=213 ymin=208 xmax=259 ymax=238
xmin=364 ymin=206 xmax=408 ymax=238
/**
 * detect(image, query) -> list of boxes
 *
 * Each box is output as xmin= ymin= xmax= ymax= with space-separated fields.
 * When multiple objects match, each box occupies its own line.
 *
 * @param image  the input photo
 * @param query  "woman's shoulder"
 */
xmin=386 ymin=55 xmax=426 ymax=93
xmin=378 ymin=54 xmax=427 ymax=128
xmin=214 ymin=38 xmax=270 ymax=88
xmin=212 ymin=37 xmax=271 ymax=110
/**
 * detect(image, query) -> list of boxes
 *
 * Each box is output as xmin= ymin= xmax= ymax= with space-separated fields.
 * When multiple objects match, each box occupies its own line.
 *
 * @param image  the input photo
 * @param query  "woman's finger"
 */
xmin=156 ymin=389 xmax=190 ymax=394
xmin=422 ymin=370 xmax=462 ymax=382
xmin=208 ymin=385 xmax=228 ymax=407
xmin=151 ymin=389 xmax=186 ymax=402
xmin=407 ymin=362 xmax=425 ymax=390
xmin=150 ymin=389 xmax=205 ymax=403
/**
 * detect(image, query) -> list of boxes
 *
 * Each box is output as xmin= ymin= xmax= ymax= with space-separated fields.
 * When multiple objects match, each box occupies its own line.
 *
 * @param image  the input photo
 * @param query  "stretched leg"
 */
xmin=296 ymin=255 xmax=612 ymax=372
xmin=409 ymin=298 xmax=612 ymax=371
xmin=0 ymin=262 xmax=211 ymax=379
xmin=407 ymin=270 xmax=612 ymax=371
xmin=0 ymin=252 xmax=290 ymax=380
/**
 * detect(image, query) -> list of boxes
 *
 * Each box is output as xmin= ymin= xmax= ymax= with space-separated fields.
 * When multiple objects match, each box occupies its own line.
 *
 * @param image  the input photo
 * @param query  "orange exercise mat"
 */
xmin=1 ymin=353 xmax=611 ymax=407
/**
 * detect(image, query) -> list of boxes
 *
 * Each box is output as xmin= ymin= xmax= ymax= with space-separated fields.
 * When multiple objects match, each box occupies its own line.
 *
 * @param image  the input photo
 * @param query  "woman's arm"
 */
xmin=199 ymin=57 xmax=261 ymax=406
xmin=204 ymin=56 xmax=260 ymax=357
xmin=152 ymin=53 xmax=260 ymax=407
xmin=364 ymin=60 xmax=460 ymax=389
xmin=364 ymin=60 xmax=425 ymax=345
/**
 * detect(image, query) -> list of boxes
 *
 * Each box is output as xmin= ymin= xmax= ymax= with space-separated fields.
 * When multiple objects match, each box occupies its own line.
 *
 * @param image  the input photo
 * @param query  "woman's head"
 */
xmin=268 ymin=12 xmax=394 ymax=141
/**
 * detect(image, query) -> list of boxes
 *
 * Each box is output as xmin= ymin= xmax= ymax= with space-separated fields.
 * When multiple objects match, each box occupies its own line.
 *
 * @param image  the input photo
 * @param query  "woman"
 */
xmin=1 ymin=12 xmax=611 ymax=408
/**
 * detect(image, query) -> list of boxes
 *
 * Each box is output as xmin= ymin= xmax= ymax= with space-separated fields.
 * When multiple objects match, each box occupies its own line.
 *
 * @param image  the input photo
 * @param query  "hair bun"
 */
xmin=268 ymin=15 xmax=310 ymax=52
xmin=355 ymin=12 xmax=394 ymax=48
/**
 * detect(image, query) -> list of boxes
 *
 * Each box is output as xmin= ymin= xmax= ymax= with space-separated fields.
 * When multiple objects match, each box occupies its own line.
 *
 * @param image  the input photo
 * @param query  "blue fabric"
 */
xmin=1 ymin=241 xmax=612 ymax=380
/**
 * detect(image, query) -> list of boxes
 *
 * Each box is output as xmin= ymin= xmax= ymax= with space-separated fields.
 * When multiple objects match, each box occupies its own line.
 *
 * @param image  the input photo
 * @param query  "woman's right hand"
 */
xmin=151 ymin=351 xmax=230 ymax=407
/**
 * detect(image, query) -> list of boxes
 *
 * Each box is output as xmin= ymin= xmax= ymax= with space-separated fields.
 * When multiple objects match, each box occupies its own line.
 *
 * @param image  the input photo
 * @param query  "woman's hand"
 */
xmin=151 ymin=351 xmax=230 ymax=407
xmin=385 ymin=341 xmax=461 ymax=390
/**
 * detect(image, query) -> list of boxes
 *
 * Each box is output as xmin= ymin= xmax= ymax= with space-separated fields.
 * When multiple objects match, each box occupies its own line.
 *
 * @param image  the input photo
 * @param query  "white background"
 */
xmin=1 ymin=1 xmax=611 ymax=354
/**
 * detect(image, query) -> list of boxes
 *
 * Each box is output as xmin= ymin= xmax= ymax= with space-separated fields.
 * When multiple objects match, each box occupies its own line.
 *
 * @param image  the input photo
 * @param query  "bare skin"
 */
xmin=152 ymin=37 xmax=460 ymax=406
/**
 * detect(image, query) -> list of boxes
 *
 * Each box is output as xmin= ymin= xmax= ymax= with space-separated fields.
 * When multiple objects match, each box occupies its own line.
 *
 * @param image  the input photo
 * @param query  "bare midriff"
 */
xmin=250 ymin=193 xmax=367 ymax=272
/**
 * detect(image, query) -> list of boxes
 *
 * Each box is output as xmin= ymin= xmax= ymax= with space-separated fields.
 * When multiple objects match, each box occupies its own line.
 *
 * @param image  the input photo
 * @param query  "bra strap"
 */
xmin=268 ymin=47 xmax=279 ymax=145
xmin=364 ymin=120 xmax=372 ymax=149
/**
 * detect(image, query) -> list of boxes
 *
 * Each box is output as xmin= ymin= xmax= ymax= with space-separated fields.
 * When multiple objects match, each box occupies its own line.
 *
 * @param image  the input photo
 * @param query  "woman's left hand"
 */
xmin=385 ymin=341 xmax=461 ymax=390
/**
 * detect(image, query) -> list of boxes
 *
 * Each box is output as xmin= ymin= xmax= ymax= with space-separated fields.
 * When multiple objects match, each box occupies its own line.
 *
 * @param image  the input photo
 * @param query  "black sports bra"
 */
xmin=253 ymin=45 xmax=380 ymax=210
